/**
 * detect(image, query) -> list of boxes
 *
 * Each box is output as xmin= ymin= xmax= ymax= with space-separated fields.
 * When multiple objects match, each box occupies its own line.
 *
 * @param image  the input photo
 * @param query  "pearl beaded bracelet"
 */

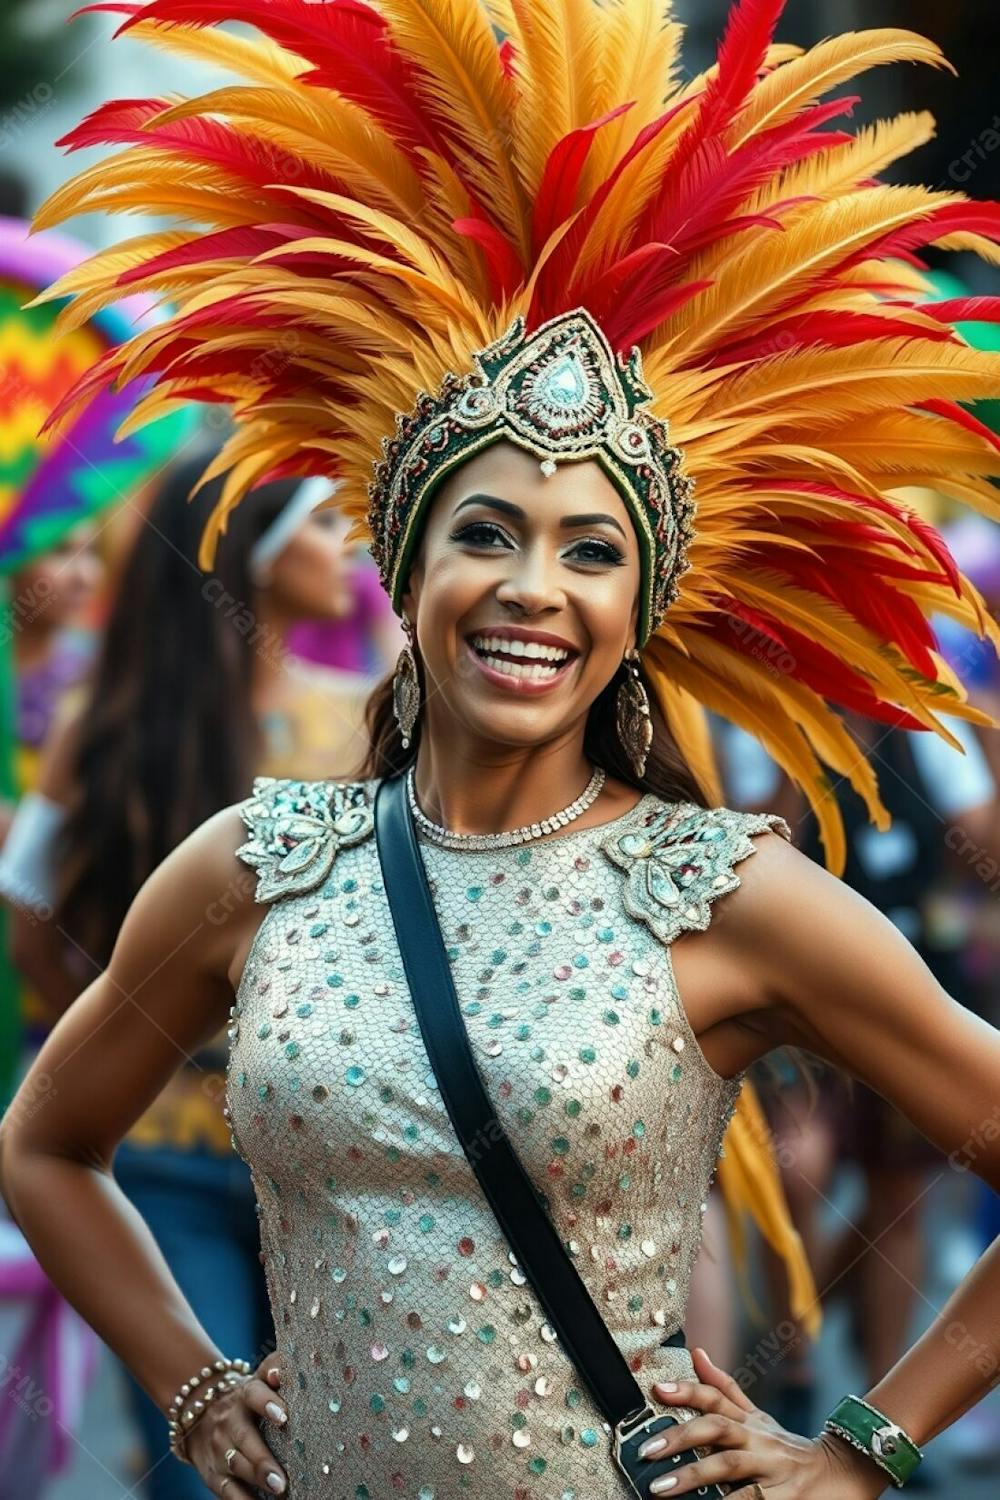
xmin=166 ymin=1356 xmax=254 ymax=1463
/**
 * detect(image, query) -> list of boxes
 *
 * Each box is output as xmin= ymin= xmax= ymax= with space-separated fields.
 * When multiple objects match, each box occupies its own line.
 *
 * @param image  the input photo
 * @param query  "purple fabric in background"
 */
xmin=286 ymin=556 xmax=392 ymax=674
xmin=16 ymin=632 xmax=93 ymax=749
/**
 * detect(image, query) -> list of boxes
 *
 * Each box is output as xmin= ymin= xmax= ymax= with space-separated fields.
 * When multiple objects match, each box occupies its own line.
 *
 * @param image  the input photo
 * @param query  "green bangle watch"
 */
xmin=823 ymin=1394 xmax=924 ymax=1488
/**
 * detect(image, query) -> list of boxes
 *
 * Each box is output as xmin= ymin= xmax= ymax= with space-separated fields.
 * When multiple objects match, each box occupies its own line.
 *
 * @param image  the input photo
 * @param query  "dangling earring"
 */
xmin=392 ymin=617 xmax=421 ymax=749
xmin=616 ymin=648 xmax=652 ymax=778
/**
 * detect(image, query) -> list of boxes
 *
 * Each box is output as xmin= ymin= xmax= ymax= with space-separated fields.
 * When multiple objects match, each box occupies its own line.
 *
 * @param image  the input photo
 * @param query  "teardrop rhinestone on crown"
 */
xmin=406 ymin=763 xmax=607 ymax=849
xmin=368 ymin=309 xmax=696 ymax=648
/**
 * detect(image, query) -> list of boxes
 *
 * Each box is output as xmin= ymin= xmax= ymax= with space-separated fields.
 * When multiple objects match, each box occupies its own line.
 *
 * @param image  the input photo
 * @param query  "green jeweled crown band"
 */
xmin=366 ymin=308 xmax=695 ymax=646
xmin=824 ymin=1394 xmax=923 ymax=1488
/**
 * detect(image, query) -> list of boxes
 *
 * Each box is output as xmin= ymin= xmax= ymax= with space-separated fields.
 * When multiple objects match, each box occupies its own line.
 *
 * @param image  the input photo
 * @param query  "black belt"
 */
xmin=374 ymin=773 xmax=725 ymax=1498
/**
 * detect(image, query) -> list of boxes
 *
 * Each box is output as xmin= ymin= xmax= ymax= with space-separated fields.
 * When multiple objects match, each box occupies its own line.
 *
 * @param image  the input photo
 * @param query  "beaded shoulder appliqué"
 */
xmin=235 ymin=775 xmax=374 ymax=903
xmin=598 ymin=799 xmax=791 ymax=946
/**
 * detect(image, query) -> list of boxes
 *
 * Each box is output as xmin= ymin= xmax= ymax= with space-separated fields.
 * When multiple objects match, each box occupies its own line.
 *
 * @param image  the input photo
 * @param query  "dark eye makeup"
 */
xmin=448 ymin=519 xmax=625 ymax=566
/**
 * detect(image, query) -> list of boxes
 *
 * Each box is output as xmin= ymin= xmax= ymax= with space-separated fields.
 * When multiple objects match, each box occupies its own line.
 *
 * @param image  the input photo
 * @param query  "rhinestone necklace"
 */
xmin=406 ymin=763 xmax=607 ymax=850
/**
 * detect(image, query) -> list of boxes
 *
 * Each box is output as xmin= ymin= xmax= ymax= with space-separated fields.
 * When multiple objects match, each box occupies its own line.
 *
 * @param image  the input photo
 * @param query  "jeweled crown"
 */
xmin=367 ymin=309 xmax=695 ymax=644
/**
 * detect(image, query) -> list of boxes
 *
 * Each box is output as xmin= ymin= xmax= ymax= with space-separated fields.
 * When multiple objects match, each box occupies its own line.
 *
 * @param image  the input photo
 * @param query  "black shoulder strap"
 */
xmin=373 ymin=772 xmax=680 ymax=1433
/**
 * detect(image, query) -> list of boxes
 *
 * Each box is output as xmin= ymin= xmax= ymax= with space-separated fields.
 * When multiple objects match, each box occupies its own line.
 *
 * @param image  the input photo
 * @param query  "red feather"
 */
xmin=705 ymin=598 xmax=928 ymax=727
xmin=533 ymin=102 xmax=635 ymax=257
xmin=705 ymin=309 xmax=957 ymax=367
xmin=900 ymin=295 xmax=1000 ymax=325
xmin=530 ymin=95 xmax=698 ymax=322
xmin=452 ymin=216 xmax=524 ymax=301
xmin=57 ymin=106 xmax=353 ymax=224
xmin=839 ymin=201 xmax=1000 ymax=272
xmin=632 ymin=95 xmax=858 ymax=260
xmin=915 ymin=398 xmax=1000 ymax=456
xmin=693 ymin=0 xmax=787 ymax=146
xmin=744 ymin=479 xmax=962 ymax=594
xmin=38 ymin=346 xmax=129 ymax=435
xmin=771 ymin=553 xmax=938 ymax=674
xmin=56 ymin=96 xmax=166 ymax=151
xmin=115 ymin=223 xmax=316 ymax=286
xmin=113 ymin=0 xmax=448 ymax=167
xmin=580 ymin=242 xmax=709 ymax=335
xmin=601 ymin=276 xmax=713 ymax=350
xmin=498 ymin=37 xmax=516 ymax=82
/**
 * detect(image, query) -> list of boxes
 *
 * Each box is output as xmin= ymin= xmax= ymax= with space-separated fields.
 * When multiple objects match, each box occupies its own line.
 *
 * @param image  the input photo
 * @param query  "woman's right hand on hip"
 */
xmin=185 ymin=1355 xmax=289 ymax=1496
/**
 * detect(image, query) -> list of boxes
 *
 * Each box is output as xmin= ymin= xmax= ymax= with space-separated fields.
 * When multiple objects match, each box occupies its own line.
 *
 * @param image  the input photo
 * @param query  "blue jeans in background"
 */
xmin=113 ymin=1142 xmax=274 ymax=1500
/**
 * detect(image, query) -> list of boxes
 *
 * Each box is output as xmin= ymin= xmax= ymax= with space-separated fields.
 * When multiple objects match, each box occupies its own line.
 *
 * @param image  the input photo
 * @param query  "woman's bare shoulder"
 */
xmin=115 ymin=801 xmax=266 ymax=985
xmin=716 ymin=818 xmax=848 ymax=920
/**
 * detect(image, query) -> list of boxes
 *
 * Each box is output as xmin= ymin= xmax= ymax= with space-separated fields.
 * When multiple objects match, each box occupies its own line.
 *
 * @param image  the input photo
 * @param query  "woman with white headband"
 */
xmin=0 ymin=455 xmax=372 ymax=1500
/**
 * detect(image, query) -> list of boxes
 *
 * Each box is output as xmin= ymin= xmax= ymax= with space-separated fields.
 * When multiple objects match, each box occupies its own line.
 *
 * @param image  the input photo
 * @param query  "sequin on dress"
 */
xmin=227 ymin=776 xmax=790 ymax=1499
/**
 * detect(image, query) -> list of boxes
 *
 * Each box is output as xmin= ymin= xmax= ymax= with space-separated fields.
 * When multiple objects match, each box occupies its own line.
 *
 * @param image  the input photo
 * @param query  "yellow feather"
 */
xmin=33 ymin=149 xmax=273 ymax=234
xmin=707 ymin=337 xmax=1000 ymax=419
xmin=253 ymin=219 xmax=482 ymax=328
xmin=719 ymin=1083 xmax=823 ymax=1340
xmin=22 ymin=232 xmax=193 ymax=329
xmin=658 ymin=187 xmax=969 ymax=359
xmin=375 ymin=0 xmax=529 ymax=256
xmin=497 ymin=0 xmax=606 ymax=203
xmin=646 ymin=635 xmax=854 ymax=873
xmin=731 ymin=30 xmax=952 ymax=148
xmin=818 ymin=408 xmax=1000 ymax=478
xmin=126 ymin=17 xmax=304 ymax=87
xmin=933 ymin=230 xmax=1000 ymax=267
xmin=149 ymin=86 xmax=426 ymax=223
xmin=584 ymin=0 xmax=684 ymax=192
xmin=412 ymin=147 xmax=491 ymax=298
xmin=887 ymin=472 xmax=1000 ymax=522
xmin=648 ymin=673 xmax=723 ymax=806
xmin=741 ymin=112 xmax=938 ymax=221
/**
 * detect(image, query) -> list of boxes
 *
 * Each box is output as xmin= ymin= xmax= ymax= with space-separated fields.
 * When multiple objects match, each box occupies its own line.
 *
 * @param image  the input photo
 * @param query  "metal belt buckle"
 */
xmin=613 ymin=1402 xmax=658 ymax=1473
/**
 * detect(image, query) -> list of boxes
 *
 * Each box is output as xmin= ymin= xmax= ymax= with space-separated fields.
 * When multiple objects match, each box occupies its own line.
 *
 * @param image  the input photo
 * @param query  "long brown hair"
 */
xmin=54 ymin=456 xmax=300 ymax=966
xmin=358 ymin=651 xmax=710 ymax=809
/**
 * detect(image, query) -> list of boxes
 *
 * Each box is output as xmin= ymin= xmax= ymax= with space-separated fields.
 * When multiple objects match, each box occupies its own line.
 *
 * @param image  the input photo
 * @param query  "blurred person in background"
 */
xmin=715 ymin=712 xmax=1000 ymax=1476
xmin=0 ymin=452 xmax=374 ymax=1499
xmin=6 ymin=520 xmax=102 ymax=799
xmin=285 ymin=495 xmax=405 ymax=679
xmin=0 ymin=203 xmax=194 ymax=1492
xmin=926 ymin=514 xmax=1000 ymax=1466
xmin=0 ymin=210 xmax=195 ymax=1124
xmin=2 ymin=521 xmax=104 ymax=1059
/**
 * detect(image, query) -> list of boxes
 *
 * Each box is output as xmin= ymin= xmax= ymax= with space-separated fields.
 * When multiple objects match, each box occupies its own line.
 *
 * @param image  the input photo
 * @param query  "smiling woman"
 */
xmin=399 ymin=442 xmax=643 ymax=773
xmin=3 ymin=1 xmax=1000 ymax=1498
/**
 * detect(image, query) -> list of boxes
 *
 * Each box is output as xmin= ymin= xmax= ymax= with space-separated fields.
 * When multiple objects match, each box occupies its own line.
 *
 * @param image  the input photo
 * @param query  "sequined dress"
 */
xmin=228 ymin=776 xmax=789 ymax=1499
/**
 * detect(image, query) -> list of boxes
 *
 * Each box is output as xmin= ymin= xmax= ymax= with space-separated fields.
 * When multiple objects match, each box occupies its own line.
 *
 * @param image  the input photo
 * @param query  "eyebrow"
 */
xmin=453 ymin=492 xmax=628 ymax=539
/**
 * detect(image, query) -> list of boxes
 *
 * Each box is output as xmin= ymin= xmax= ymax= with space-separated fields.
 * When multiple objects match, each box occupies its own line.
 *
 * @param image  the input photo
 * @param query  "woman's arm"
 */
xmin=0 ymin=803 xmax=289 ymax=1495
xmin=1 ymin=700 xmax=87 ymax=1017
xmin=641 ymin=830 xmax=1000 ymax=1497
xmin=731 ymin=833 xmax=1000 ymax=1444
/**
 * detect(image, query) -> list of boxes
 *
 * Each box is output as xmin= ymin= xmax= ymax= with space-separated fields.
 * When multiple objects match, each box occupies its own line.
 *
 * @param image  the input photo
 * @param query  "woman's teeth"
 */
xmin=470 ymin=634 xmax=571 ymax=681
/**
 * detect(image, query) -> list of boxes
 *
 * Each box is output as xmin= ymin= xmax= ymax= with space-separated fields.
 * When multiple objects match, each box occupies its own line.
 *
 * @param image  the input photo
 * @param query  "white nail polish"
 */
xmin=266 ymin=1474 xmax=286 ymax=1494
xmin=266 ymin=1401 xmax=288 ymax=1424
xmin=650 ymin=1479 xmax=678 ymax=1494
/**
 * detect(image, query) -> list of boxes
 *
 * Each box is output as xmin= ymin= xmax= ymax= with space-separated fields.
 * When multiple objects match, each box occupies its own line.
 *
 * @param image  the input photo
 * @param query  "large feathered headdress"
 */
xmin=31 ymin=0 xmax=1000 ymax=876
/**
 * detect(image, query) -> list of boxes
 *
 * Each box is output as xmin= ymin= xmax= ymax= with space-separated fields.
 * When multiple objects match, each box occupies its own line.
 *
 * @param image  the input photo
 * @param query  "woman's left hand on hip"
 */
xmin=640 ymin=1346 xmax=886 ymax=1497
